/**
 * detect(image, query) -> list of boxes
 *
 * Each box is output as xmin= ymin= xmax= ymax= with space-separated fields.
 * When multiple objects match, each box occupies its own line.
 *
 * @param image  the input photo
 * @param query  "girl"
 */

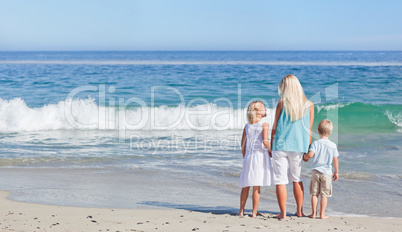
xmin=270 ymin=74 xmax=314 ymax=220
xmin=238 ymin=101 xmax=273 ymax=218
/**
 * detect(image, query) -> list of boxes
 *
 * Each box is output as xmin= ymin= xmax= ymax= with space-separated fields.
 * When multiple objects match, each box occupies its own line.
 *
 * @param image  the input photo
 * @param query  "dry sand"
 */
xmin=1 ymin=191 xmax=401 ymax=232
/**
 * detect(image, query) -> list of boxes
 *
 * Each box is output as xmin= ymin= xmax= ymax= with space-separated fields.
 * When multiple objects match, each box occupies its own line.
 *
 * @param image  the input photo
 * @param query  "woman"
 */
xmin=270 ymin=74 xmax=314 ymax=220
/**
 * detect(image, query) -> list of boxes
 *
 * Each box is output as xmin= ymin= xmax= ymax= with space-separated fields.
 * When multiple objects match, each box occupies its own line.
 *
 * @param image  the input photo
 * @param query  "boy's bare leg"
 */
xmin=293 ymin=181 xmax=304 ymax=217
xmin=251 ymin=186 xmax=261 ymax=218
xmin=320 ymin=196 xmax=329 ymax=219
xmin=239 ymin=187 xmax=250 ymax=216
xmin=308 ymin=195 xmax=318 ymax=219
xmin=276 ymin=185 xmax=287 ymax=219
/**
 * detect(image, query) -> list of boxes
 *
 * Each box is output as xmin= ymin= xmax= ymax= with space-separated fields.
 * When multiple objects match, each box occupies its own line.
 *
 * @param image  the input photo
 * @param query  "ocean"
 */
xmin=0 ymin=51 xmax=401 ymax=217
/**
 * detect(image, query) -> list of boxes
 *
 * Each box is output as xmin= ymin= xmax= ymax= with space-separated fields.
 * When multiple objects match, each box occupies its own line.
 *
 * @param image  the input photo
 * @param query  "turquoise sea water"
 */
xmin=0 ymin=51 xmax=401 ymax=217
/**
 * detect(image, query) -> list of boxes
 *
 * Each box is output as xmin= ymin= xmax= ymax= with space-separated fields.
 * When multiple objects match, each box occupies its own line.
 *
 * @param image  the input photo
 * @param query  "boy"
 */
xmin=303 ymin=119 xmax=339 ymax=219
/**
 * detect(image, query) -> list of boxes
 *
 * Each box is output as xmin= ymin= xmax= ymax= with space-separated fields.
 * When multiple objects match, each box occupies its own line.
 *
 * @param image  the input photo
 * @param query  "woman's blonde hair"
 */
xmin=278 ymin=74 xmax=308 ymax=122
xmin=247 ymin=101 xmax=264 ymax=124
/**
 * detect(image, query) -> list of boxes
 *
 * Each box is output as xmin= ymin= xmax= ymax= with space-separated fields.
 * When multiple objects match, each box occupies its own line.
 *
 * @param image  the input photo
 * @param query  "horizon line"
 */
xmin=1 ymin=60 xmax=401 ymax=66
xmin=1 ymin=50 xmax=402 ymax=53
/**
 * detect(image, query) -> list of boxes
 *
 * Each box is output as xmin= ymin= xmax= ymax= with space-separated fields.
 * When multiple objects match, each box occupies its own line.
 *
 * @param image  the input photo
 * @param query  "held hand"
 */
xmin=333 ymin=172 xmax=338 ymax=181
xmin=268 ymin=148 xmax=272 ymax=158
xmin=302 ymin=154 xmax=308 ymax=162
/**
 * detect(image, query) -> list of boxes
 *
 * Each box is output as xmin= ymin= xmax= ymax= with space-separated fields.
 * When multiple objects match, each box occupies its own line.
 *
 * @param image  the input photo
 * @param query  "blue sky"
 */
xmin=0 ymin=0 xmax=401 ymax=51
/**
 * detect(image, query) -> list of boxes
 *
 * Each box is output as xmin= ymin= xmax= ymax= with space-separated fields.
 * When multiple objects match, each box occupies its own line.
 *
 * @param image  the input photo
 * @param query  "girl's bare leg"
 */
xmin=251 ymin=186 xmax=261 ymax=218
xmin=239 ymin=187 xmax=250 ymax=216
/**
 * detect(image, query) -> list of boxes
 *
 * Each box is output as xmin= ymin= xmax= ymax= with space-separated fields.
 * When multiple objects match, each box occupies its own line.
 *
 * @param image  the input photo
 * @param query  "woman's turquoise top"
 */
xmin=272 ymin=106 xmax=310 ymax=153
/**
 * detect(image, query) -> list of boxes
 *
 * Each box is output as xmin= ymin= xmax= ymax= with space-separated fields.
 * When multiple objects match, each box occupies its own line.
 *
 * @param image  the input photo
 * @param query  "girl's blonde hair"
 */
xmin=247 ymin=101 xmax=264 ymax=124
xmin=278 ymin=74 xmax=308 ymax=122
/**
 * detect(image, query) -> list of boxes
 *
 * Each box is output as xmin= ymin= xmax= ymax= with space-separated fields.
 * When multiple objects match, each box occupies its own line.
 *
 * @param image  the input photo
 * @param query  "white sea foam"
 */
xmin=0 ymin=97 xmax=276 ymax=132
xmin=1 ymin=60 xmax=402 ymax=66
xmin=0 ymin=97 xmax=101 ymax=132
xmin=385 ymin=110 xmax=402 ymax=127
xmin=316 ymin=102 xmax=350 ymax=113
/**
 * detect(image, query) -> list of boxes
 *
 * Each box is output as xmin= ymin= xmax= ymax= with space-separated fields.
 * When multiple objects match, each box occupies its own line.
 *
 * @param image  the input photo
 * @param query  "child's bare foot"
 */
xmin=320 ymin=215 xmax=329 ymax=219
xmin=308 ymin=214 xmax=316 ymax=219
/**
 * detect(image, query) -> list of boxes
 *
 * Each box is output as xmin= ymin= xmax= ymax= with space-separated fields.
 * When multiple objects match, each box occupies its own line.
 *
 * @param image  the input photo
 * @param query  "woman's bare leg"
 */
xmin=293 ymin=181 xmax=304 ymax=217
xmin=276 ymin=184 xmax=287 ymax=219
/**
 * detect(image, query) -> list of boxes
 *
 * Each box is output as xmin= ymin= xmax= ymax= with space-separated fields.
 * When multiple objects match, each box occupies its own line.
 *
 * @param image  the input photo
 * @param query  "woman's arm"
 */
xmin=262 ymin=122 xmax=271 ymax=154
xmin=309 ymin=100 xmax=315 ymax=146
xmin=241 ymin=127 xmax=247 ymax=158
xmin=270 ymin=100 xmax=283 ymax=153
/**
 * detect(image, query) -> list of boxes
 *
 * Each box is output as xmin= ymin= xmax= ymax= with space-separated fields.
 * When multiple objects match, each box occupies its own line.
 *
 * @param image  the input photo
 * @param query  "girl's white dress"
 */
xmin=238 ymin=120 xmax=273 ymax=187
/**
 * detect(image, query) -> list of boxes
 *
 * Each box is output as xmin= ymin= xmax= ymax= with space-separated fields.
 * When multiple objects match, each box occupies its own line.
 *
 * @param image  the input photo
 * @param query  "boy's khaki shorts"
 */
xmin=310 ymin=169 xmax=332 ymax=197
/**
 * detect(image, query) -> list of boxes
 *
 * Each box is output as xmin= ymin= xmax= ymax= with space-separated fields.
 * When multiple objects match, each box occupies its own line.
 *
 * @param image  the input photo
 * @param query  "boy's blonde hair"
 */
xmin=318 ymin=119 xmax=333 ymax=136
xmin=278 ymin=74 xmax=308 ymax=122
xmin=247 ymin=101 xmax=264 ymax=124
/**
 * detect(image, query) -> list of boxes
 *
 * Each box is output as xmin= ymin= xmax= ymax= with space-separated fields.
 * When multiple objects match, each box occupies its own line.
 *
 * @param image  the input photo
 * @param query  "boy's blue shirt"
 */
xmin=309 ymin=139 xmax=339 ymax=176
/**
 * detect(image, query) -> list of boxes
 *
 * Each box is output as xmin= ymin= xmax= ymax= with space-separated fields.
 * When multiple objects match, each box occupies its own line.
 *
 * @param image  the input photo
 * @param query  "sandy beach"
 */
xmin=1 ymin=0 xmax=402 ymax=229
xmin=1 ymin=191 xmax=401 ymax=232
